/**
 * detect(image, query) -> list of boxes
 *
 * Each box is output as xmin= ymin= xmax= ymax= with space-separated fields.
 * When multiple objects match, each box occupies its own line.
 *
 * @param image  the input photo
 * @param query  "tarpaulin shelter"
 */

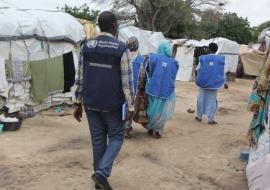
xmin=172 ymin=39 xmax=199 ymax=81
xmin=118 ymin=25 xmax=167 ymax=55
xmin=258 ymin=27 xmax=270 ymax=51
xmin=172 ymin=37 xmax=239 ymax=82
xmin=0 ymin=6 xmax=85 ymax=113
xmin=239 ymin=45 xmax=266 ymax=77
xmin=0 ymin=7 xmax=85 ymax=60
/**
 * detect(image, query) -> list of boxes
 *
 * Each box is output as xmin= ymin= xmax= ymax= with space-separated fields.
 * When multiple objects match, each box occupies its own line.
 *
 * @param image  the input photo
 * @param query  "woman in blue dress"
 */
xmin=144 ymin=41 xmax=179 ymax=138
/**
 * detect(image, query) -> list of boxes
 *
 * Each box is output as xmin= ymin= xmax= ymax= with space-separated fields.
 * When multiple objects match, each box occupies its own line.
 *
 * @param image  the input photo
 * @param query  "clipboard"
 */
xmin=122 ymin=102 xmax=128 ymax=121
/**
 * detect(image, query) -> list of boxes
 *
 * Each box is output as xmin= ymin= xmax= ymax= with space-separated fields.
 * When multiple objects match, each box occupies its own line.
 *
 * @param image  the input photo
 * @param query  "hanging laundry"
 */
xmin=11 ymin=58 xmax=24 ymax=82
xmin=0 ymin=57 xmax=8 ymax=92
xmin=30 ymin=55 xmax=64 ymax=102
xmin=63 ymin=52 xmax=75 ymax=93
xmin=5 ymin=59 xmax=31 ymax=81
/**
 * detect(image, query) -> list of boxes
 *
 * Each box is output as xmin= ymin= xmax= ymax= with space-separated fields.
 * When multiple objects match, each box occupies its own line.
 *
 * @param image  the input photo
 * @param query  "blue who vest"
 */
xmin=132 ymin=55 xmax=145 ymax=95
xmin=146 ymin=53 xmax=179 ymax=99
xmin=82 ymin=35 xmax=127 ymax=111
xmin=196 ymin=54 xmax=225 ymax=89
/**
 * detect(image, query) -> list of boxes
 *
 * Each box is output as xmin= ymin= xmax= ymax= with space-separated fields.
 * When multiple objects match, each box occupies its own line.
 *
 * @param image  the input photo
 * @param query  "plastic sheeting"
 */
xmin=258 ymin=27 xmax=270 ymax=48
xmin=0 ymin=8 xmax=85 ymax=43
xmin=0 ymin=7 xmax=85 ymax=60
xmin=5 ymin=81 xmax=75 ymax=113
xmin=239 ymin=45 xmax=266 ymax=76
xmin=1 ymin=40 xmax=75 ymax=61
xmin=0 ymin=7 xmax=84 ymax=113
xmin=2 ymin=50 xmax=79 ymax=113
xmin=118 ymin=25 xmax=166 ymax=55
xmin=173 ymin=39 xmax=199 ymax=81
xmin=197 ymin=37 xmax=240 ymax=73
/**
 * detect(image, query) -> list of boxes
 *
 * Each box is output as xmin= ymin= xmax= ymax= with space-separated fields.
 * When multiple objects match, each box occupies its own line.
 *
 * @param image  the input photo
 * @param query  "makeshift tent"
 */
xmin=196 ymin=37 xmax=240 ymax=74
xmin=239 ymin=45 xmax=266 ymax=77
xmin=0 ymin=6 xmax=85 ymax=113
xmin=258 ymin=27 xmax=270 ymax=50
xmin=172 ymin=39 xmax=199 ymax=81
xmin=118 ymin=25 xmax=167 ymax=55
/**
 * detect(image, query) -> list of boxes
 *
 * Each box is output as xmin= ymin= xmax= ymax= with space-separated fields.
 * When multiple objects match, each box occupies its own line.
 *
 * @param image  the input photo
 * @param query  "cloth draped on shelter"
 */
xmin=0 ymin=57 xmax=8 ymax=92
xmin=5 ymin=59 xmax=31 ymax=81
xmin=239 ymin=45 xmax=266 ymax=77
xmin=30 ymin=55 xmax=64 ymax=102
xmin=63 ymin=52 xmax=75 ymax=93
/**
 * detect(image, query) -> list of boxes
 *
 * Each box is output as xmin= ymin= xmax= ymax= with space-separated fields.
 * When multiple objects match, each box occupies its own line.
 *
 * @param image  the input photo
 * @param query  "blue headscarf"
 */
xmin=157 ymin=41 xmax=172 ymax=57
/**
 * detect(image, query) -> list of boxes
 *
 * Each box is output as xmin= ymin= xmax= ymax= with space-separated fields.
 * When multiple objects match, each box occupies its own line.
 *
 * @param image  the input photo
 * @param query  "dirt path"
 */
xmin=0 ymin=79 xmax=253 ymax=190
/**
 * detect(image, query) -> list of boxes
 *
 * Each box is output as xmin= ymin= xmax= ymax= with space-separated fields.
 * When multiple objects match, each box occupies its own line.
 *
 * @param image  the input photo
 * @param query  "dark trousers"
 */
xmin=85 ymin=108 xmax=125 ymax=178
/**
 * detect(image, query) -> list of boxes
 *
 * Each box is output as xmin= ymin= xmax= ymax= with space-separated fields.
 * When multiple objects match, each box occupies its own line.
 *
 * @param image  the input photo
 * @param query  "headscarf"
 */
xmin=157 ymin=41 xmax=172 ymax=57
xmin=127 ymin=36 xmax=139 ymax=52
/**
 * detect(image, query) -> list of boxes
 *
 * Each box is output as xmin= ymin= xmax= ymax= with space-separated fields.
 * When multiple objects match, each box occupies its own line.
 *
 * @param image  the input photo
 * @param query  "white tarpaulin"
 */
xmin=197 ymin=37 xmax=240 ymax=73
xmin=0 ymin=7 xmax=85 ymax=60
xmin=258 ymin=27 xmax=270 ymax=48
xmin=118 ymin=25 xmax=166 ymax=55
xmin=173 ymin=39 xmax=199 ymax=81
xmin=0 ymin=6 xmax=85 ymax=113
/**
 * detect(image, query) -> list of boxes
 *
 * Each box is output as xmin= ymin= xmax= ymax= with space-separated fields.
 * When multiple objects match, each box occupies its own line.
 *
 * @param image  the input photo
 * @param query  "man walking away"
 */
xmin=73 ymin=11 xmax=135 ymax=190
xmin=195 ymin=43 xmax=225 ymax=125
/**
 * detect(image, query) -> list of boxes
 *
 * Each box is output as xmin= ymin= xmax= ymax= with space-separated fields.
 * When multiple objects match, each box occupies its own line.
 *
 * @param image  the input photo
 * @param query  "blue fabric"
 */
xmin=157 ymin=41 xmax=173 ymax=57
xmin=132 ymin=55 xmax=145 ymax=94
xmin=82 ymin=35 xmax=127 ymax=111
xmin=146 ymin=53 xmax=179 ymax=99
xmin=85 ymin=108 xmax=125 ymax=178
xmin=146 ymin=92 xmax=176 ymax=132
xmin=197 ymin=88 xmax=218 ymax=121
xmin=196 ymin=54 xmax=225 ymax=89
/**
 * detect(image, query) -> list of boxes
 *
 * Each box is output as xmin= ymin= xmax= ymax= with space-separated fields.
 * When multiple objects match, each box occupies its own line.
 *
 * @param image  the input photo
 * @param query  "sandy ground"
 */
xmin=0 ymin=79 xmax=253 ymax=190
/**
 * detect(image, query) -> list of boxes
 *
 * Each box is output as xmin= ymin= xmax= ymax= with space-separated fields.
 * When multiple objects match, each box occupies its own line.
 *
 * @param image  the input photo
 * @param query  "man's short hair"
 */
xmin=98 ymin=11 xmax=117 ymax=32
xmin=209 ymin=43 xmax=218 ymax=53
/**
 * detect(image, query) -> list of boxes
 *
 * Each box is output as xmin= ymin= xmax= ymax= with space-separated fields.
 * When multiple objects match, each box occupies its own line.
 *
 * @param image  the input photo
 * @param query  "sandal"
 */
xmin=208 ymin=121 xmax=218 ymax=125
xmin=153 ymin=131 xmax=162 ymax=139
xmin=195 ymin=117 xmax=202 ymax=122
xmin=125 ymin=128 xmax=132 ymax=139
xmin=148 ymin=129 xmax=154 ymax=136
xmin=187 ymin=109 xmax=195 ymax=114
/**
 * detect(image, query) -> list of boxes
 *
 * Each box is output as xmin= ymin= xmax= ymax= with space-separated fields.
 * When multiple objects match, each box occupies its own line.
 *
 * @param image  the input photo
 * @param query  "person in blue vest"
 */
xmin=145 ymin=41 xmax=179 ymax=138
xmin=125 ymin=36 xmax=145 ymax=138
xmin=195 ymin=42 xmax=226 ymax=125
xmin=73 ymin=11 xmax=135 ymax=190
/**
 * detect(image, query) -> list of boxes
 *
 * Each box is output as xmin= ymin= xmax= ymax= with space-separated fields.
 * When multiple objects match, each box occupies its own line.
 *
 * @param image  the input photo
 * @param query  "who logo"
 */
xmin=87 ymin=40 xmax=98 ymax=48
